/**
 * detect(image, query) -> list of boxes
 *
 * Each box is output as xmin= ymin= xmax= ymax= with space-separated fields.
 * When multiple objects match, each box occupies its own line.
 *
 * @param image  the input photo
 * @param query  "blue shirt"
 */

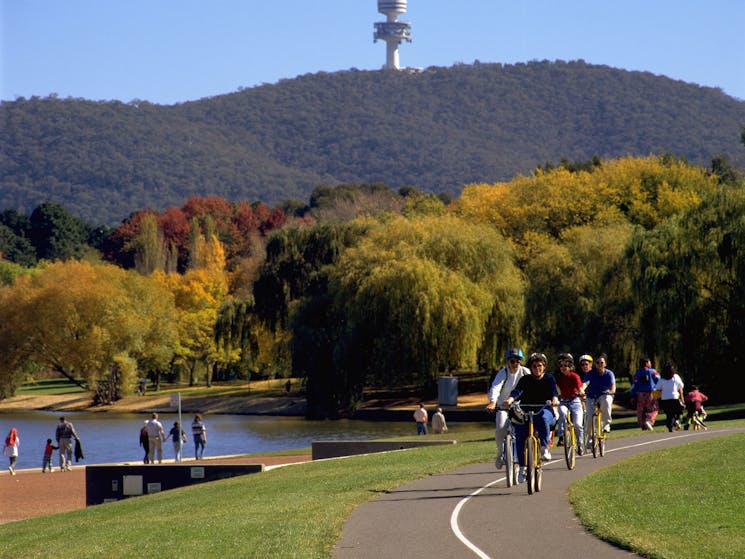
xmin=583 ymin=368 xmax=616 ymax=398
xmin=630 ymin=367 xmax=659 ymax=396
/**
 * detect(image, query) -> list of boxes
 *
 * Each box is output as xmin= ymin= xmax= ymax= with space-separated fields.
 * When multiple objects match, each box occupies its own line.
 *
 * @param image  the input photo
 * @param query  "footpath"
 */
xmin=334 ymin=427 xmax=745 ymax=559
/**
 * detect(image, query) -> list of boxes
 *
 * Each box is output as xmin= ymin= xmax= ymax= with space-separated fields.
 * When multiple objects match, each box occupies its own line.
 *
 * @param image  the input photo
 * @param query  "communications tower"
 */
xmin=373 ymin=1 xmax=411 ymax=70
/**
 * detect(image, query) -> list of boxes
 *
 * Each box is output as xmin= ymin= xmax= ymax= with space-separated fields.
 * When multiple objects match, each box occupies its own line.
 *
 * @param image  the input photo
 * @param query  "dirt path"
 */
xmin=0 ymin=454 xmax=310 ymax=525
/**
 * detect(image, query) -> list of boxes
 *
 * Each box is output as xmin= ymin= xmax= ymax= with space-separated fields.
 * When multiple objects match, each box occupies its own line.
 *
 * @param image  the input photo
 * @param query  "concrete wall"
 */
xmin=85 ymin=464 xmax=263 ymax=506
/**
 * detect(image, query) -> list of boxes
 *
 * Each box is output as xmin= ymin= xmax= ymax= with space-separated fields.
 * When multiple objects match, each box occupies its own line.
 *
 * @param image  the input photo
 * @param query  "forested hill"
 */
xmin=2 ymin=60 xmax=744 ymax=225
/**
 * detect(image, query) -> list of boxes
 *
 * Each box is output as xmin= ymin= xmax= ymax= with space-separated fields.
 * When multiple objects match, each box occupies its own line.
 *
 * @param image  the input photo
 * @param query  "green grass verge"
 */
xmin=570 ymin=431 xmax=745 ymax=559
xmin=17 ymin=378 xmax=86 ymax=395
xmin=0 ymin=431 xmax=496 ymax=559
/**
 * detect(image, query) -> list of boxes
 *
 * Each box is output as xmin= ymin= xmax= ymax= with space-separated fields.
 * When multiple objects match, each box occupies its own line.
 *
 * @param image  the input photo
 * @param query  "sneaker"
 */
xmin=603 ymin=424 xmax=611 ymax=433
xmin=541 ymin=447 xmax=552 ymax=461
xmin=556 ymin=436 xmax=564 ymax=447
xmin=517 ymin=467 xmax=526 ymax=484
xmin=644 ymin=421 xmax=654 ymax=431
xmin=495 ymin=455 xmax=503 ymax=469
xmin=9 ymin=467 xmax=15 ymax=475
xmin=577 ymin=445 xmax=584 ymax=456
xmin=673 ymin=420 xmax=681 ymax=431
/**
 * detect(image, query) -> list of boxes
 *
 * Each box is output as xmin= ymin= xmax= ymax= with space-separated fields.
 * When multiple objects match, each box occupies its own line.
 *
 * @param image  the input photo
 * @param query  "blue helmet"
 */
xmin=505 ymin=348 xmax=524 ymax=361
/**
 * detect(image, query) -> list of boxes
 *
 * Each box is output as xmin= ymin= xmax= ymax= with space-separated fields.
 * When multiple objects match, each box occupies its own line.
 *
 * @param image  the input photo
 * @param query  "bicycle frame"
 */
xmin=517 ymin=404 xmax=547 ymax=495
xmin=559 ymin=399 xmax=578 ymax=470
xmin=584 ymin=398 xmax=606 ymax=458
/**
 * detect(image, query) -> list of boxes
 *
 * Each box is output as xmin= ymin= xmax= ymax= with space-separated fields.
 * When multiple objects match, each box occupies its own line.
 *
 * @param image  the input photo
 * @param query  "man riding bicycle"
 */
xmin=486 ymin=348 xmax=530 ymax=470
xmin=581 ymin=352 xmax=616 ymax=434
xmin=503 ymin=352 xmax=559 ymax=483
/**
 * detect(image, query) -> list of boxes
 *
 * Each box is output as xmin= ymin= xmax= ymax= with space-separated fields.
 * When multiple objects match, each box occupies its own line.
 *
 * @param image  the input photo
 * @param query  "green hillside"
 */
xmin=2 ymin=60 xmax=744 ymax=225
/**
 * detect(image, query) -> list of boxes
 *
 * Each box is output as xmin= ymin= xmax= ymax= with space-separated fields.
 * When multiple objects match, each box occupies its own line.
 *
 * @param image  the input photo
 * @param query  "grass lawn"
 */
xmin=570 ymin=431 xmax=745 ymax=559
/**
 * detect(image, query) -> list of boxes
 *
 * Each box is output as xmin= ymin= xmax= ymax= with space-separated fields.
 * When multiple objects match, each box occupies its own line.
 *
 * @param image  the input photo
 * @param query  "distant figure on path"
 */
xmin=55 ymin=416 xmax=79 ymax=472
xmin=191 ymin=414 xmax=207 ymax=459
xmin=145 ymin=413 xmax=166 ymax=464
xmin=139 ymin=421 xmax=150 ymax=463
xmin=431 ymin=407 xmax=448 ymax=434
xmin=42 ymin=438 xmax=58 ymax=473
xmin=413 ymin=403 xmax=428 ymax=435
xmin=656 ymin=362 xmax=685 ymax=432
xmin=168 ymin=421 xmax=188 ymax=463
xmin=3 ymin=427 xmax=19 ymax=475
xmin=630 ymin=356 xmax=660 ymax=431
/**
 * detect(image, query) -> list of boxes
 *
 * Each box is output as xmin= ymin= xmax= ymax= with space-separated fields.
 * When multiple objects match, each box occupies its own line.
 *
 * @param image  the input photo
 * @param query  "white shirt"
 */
xmin=488 ymin=365 xmax=530 ymax=407
xmin=656 ymin=374 xmax=684 ymax=400
xmin=146 ymin=419 xmax=164 ymax=438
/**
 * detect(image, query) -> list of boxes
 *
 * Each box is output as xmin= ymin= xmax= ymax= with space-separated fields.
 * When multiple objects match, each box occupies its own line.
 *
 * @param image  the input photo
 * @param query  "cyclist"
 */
xmin=486 ymin=348 xmax=530 ymax=470
xmin=554 ymin=353 xmax=585 ymax=455
xmin=582 ymin=352 xmax=616 ymax=434
xmin=503 ymin=352 xmax=559 ymax=483
xmin=629 ymin=356 xmax=660 ymax=431
xmin=684 ymin=385 xmax=708 ymax=430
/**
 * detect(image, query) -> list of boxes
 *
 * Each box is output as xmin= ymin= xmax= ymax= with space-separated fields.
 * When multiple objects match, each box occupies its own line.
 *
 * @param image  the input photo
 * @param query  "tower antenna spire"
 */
xmin=373 ymin=1 xmax=412 ymax=70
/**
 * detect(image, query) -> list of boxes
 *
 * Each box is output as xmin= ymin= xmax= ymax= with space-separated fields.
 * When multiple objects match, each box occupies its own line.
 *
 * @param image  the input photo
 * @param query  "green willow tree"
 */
xmin=318 ymin=215 xmax=524 ymax=416
xmin=626 ymin=186 xmax=745 ymax=400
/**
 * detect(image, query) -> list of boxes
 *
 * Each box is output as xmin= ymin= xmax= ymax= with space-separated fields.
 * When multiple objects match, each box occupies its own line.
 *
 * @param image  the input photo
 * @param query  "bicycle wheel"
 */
xmin=563 ymin=423 xmax=576 ymax=470
xmin=534 ymin=465 xmax=542 ymax=493
xmin=591 ymin=415 xmax=600 ymax=458
xmin=599 ymin=433 xmax=605 ymax=456
xmin=526 ymin=439 xmax=536 ymax=495
xmin=505 ymin=433 xmax=515 ymax=487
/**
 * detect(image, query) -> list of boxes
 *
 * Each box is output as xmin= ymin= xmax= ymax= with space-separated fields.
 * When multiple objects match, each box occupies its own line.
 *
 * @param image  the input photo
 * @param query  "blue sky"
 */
xmin=2 ymin=0 xmax=744 ymax=105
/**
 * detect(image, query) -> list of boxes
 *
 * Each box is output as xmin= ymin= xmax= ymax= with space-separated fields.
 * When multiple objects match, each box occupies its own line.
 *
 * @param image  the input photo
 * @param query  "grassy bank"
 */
xmin=570 ymin=431 xmax=745 ymax=559
xmin=0 ymin=431 xmax=495 ymax=559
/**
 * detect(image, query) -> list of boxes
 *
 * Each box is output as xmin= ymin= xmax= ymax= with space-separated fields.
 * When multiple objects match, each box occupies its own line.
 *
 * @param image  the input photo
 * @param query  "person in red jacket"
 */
xmin=684 ymin=385 xmax=708 ymax=430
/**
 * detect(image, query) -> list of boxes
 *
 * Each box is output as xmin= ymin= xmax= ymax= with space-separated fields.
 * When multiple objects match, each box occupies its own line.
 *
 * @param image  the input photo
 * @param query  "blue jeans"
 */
xmin=558 ymin=397 xmax=584 ymax=445
xmin=513 ymin=407 xmax=556 ymax=467
xmin=194 ymin=435 xmax=205 ymax=459
xmin=416 ymin=422 xmax=428 ymax=435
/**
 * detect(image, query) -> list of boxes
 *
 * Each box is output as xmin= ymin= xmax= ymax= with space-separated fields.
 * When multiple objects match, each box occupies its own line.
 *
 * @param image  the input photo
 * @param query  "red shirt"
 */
xmin=556 ymin=370 xmax=583 ymax=399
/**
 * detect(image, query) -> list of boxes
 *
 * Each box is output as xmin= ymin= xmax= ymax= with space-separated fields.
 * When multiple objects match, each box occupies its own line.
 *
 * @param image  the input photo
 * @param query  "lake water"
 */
xmin=0 ymin=410 xmax=489 ymax=469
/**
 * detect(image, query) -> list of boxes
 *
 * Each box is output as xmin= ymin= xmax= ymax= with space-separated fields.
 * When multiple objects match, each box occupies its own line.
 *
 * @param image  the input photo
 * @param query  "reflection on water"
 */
xmin=0 ymin=410 xmax=490 ymax=468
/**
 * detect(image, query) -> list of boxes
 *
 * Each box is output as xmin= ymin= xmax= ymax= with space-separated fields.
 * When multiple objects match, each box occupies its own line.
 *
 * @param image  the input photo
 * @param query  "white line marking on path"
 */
xmin=449 ymin=430 xmax=726 ymax=558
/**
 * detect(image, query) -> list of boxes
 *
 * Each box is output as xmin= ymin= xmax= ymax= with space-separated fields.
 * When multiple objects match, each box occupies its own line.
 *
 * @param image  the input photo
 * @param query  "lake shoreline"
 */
xmin=0 ymin=391 xmax=490 ymax=420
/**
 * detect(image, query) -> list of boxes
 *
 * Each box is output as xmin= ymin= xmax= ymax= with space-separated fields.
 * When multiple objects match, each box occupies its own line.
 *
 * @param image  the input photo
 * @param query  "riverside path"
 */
xmin=334 ymin=427 xmax=743 ymax=559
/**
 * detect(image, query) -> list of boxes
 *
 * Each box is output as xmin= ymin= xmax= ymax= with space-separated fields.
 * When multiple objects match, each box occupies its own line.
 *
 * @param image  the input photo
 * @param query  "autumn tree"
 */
xmin=0 ymin=261 xmax=177 ymax=401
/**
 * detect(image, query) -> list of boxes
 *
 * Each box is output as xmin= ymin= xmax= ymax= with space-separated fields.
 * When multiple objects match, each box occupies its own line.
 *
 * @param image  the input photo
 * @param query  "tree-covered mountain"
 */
xmin=2 ymin=60 xmax=744 ymax=225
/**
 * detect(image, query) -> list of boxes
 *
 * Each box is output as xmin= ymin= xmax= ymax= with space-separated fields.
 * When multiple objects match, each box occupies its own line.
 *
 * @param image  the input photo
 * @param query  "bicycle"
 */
xmin=685 ymin=409 xmax=708 ymax=431
xmin=501 ymin=417 xmax=519 ymax=487
xmin=584 ymin=396 xmax=608 ymax=458
xmin=558 ymin=397 xmax=582 ymax=470
xmin=510 ymin=402 xmax=549 ymax=495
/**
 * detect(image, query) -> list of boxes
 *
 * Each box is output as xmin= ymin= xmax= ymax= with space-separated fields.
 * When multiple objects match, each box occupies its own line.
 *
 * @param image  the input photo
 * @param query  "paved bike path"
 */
xmin=334 ymin=427 xmax=743 ymax=559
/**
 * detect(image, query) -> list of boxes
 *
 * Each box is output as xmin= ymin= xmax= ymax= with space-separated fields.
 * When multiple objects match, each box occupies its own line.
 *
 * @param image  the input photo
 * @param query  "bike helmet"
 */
xmin=558 ymin=352 xmax=574 ymax=366
xmin=508 ymin=402 xmax=526 ymax=425
xmin=505 ymin=348 xmax=524 ymax=361
xmin=578 ymin=354 xmax=593 ymax=364
xmin=527 ymin=352 xmax=547 ymax=366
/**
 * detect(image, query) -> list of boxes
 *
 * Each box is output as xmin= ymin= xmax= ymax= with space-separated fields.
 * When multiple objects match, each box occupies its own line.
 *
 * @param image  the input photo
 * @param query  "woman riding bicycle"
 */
xmin=485 ymin=348 xmax=530 ymax=469
xmin=555 ymin=353 xmax=585 ymax=455
xmin=503 ymin=352 xmax=559 ymax=483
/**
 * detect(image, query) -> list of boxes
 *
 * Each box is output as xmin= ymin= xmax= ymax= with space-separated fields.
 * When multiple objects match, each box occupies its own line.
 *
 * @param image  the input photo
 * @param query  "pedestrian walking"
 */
xmin=55 ymin=416 xmax=79 ymax=472
xmin=145 ymin=412 xmax=166 ymax=464
xmin=431 ymin=407 xmax=448 ymax=434
xmin=42 ymin=438 xmax=58 ymax=473
xmin=3 ymin=427 xmax=19 ymax=475
xmin=191 ymin=414 xmax=207 ymax=459
xmin=168 ymin=421 xmax=188 ymax=463
xmin=413 ymin=403 xmax=428 ymax=435
xmin=139 ymin=421 xmax=150 ymax=463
